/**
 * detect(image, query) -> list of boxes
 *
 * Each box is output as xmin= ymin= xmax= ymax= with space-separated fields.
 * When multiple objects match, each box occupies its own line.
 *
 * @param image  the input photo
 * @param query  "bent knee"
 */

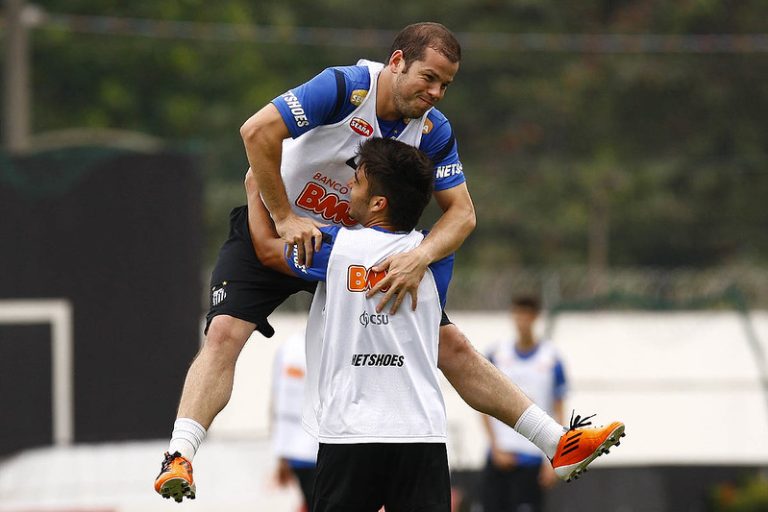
xmin=204 ymin=315 xmax=255 ymax=354
xmin=438 ymin=323 xmax=474 ymax=368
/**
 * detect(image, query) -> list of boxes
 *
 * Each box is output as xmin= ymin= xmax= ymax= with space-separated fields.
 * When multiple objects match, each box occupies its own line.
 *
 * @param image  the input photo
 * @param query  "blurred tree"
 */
xmin=22 ymin=0 xmax=768 ymax=270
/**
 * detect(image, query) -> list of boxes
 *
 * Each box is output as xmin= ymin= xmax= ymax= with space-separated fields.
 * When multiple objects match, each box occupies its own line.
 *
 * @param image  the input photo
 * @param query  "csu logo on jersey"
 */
xmin=295 ymin=183 xmax=357 ymax=226
xmin=349 ymin=117 xmax=373 ymax=137
xmin=347 ymin=265 xmax=389 ymax=292
xmin=359 ymin=310 xmax=389 ymax=328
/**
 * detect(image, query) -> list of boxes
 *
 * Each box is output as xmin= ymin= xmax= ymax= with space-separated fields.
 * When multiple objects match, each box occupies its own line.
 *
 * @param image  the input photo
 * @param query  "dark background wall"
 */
xmin=0 ymin=149 xmax=203 ymax=454
xmin=452 ymin=465 xmax=762 ymax=512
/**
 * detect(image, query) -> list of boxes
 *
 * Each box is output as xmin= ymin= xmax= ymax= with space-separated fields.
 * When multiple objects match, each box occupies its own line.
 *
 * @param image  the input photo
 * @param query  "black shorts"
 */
xmin=205 ymin=205 xmax=316 ymax=337
xmin=482 ymin=459 xmax=543 ymax=512
xmin=312 ymin=443 xmax=450 ymax=512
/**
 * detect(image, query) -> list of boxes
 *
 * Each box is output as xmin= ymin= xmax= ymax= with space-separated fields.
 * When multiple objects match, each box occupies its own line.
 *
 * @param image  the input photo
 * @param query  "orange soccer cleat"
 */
xmin=154 ymin=451 xmax=196 ymax=502
xmin=552 ymin=412 xmax=626 ymax=482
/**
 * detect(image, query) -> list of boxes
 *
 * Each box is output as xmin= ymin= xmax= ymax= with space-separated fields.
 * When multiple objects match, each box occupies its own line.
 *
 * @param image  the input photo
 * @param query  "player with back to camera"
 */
xmin=255 ymin=137 xmax=453 ymax=511
xmin=154 ymin=22 xmax=625 ymax=502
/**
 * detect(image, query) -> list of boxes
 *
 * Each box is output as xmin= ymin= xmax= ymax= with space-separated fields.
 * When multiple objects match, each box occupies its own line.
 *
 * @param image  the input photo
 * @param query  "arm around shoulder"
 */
xmin=424 ymin=183 xmax=476 ymax=261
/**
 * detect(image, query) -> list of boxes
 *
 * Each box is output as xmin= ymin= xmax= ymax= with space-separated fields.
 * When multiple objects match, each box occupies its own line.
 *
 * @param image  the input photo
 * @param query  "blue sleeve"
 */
xmin=553 ymin=358 xmax=567 ymax=400
xmin=284 ymin=226 xmax=341 ymax=281
xmin=272 ymin=66 xmax=370 ymax=138
xmin=419 ymin=109 xmax=465 ymax=191
xmin=427 ymin=253 xmax=454 ymax=309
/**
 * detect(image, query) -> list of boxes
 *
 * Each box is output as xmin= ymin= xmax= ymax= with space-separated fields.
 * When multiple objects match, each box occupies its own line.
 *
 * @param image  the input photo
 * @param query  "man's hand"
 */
xmin=274 ymin=213 xmax=325 ymax=268
xmin=366 ymin=247 xmax=430 ymax=314
xmin=274 ymin=458 xmax=293 ymax=487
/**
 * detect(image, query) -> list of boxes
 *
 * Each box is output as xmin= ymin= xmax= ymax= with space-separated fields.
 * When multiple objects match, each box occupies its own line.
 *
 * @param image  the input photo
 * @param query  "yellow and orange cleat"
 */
xmin=552 ymin=412 xmax=625 ymax=482
xmin=154 ymin=451 xmax=196 ymax=502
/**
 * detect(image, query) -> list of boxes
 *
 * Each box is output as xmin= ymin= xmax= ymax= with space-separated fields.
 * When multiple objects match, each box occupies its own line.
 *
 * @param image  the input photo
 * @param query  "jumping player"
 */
xmin=154 ymin=22 xmax=625 ymax=502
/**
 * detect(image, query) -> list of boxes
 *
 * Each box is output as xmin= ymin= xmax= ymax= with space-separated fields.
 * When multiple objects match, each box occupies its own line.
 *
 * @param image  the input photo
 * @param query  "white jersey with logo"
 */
xmin=279 ymin=66 xmax=430 ymax=228
xmin=271 ymin=329 xmax=319 ymax=463
xmin=289 ymin=227 xmax=450 ymax=444
xmin=486 ymin=339 xmax=567 ymax=456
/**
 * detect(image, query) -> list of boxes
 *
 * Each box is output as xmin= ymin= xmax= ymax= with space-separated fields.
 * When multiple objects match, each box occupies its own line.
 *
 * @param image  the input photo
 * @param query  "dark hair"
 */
xmin=389 ymin=22 xmax=461 ymax=70
xmin=511 ymin=294 xmax=542 ymax=312
xmin=356 ymin=138 xmax=434 ymax=231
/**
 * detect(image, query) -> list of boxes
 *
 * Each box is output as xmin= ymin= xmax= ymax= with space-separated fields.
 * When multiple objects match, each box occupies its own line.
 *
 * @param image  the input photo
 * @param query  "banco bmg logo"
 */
xmin=359 ymin=310 xmax=389 ymax=328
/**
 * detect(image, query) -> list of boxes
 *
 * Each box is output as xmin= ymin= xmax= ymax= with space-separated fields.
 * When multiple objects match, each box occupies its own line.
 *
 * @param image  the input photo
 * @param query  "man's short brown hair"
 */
xmin=511 ymin=294 xmax=542 ymax=312
xmin=389 ymin=22 xmax=461 ymax=69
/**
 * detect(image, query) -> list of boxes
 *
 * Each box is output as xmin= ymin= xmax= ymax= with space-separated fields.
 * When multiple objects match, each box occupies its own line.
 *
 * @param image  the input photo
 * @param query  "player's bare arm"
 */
xmin=368 ymin=182 xmax=475 ymax=313
xmin=244 ymin=168 xmax=295 ymax=276
xmin=240 ymin=103 xmax=324 ymax=267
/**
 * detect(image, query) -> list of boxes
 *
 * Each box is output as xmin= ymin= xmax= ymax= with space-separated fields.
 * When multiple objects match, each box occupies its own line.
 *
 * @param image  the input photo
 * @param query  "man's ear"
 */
xmin=370 ymin=195 xmax=388 ymax=212
xmin=388 ymin=50 xmax=404 ymax=73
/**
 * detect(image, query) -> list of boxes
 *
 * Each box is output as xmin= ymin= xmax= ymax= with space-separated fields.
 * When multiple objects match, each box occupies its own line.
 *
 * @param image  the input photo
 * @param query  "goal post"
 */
xmin=0 ymin=299 xmax=74 ymax=446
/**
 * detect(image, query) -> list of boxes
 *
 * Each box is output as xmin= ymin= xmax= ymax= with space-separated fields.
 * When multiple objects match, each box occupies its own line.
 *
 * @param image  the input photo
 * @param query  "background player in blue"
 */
xmin=155 ymin=22 xmax=624 ymax=502
xmin=253 ymin=137 xmax=454 ymax=512
xmin=480 ymin=295 xmax=567 ymax=512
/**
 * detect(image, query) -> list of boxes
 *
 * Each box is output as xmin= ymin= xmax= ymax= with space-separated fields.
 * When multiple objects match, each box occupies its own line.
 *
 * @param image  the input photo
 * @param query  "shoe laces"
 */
xmin=568 ymin=411 xmax=596 ymax=431
xmin=161 ymin=451 xmax=182 ymax=472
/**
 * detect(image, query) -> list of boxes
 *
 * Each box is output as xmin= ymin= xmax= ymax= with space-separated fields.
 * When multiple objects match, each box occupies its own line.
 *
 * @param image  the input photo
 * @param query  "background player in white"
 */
xmin=480 ymin=295 xmax=566 ymax=512
xmin=155 ymin=22 xmax=624 ymax=502
xmin=271 ymin=328 xmax=318 ymax=510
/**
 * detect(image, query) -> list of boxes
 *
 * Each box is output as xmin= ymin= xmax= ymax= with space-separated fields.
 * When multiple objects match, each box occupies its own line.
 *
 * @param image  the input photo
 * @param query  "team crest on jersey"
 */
xmin=350 ymin=89 xmax=368 ymax=106
xmin=350 ymin=117 xmax=373 ymax=137
xmin=211 ymin=282 xmax=227 ymax=306
xmin=422 ymin=118 xmax=434 ymax=134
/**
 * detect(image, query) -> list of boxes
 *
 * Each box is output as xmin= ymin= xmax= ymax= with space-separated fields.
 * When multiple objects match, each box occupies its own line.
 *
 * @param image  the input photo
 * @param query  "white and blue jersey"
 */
xmin=270 ymin=64 xmax=465 ymax=229
xmin=284 ymin=225 xmax=454 ymax=444
xmin=486 ymin=340 xmax=567 ymax=465
xmin=271 ymin=329 xmax=319 ymax=467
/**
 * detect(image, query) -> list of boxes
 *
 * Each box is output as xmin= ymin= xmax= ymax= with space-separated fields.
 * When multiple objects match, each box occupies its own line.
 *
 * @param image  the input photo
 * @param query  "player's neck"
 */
xmin=516 ymin=332 xmax=536 ymax=350
xmin=363 ymin=215 xmax=396 ymax=232
xmin=375 ymin=70 xmax=400 ymax=121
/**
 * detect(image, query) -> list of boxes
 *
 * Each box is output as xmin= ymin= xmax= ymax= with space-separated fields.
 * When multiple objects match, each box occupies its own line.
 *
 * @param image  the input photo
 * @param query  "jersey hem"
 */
xmin=317 ymin=434 xmax=447 ymax=444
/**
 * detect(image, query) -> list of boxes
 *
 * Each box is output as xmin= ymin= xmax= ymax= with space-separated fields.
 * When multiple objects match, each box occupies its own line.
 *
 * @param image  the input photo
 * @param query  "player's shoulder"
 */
xmin=427 ymin=107 xmax=451 ymax=125
xmin=309 ymin=65 xmax=373 ymax=119
xmin=419 ymin=107 xmax=455 ymax=157
xmin=329 ymin=64 xmax=371 ymax=84
xmin=535 ymin=339 xmax=563 ymax=362
xmin=423 ymin=108 xmax=452 ymax=137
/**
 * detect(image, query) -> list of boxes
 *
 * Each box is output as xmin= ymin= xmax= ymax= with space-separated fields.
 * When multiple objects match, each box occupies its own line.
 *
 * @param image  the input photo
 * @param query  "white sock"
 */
xmin=514 ymin=404 xmax=567 ymax=459
xmin=168 ymin=418 xmax=207 ymax=461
